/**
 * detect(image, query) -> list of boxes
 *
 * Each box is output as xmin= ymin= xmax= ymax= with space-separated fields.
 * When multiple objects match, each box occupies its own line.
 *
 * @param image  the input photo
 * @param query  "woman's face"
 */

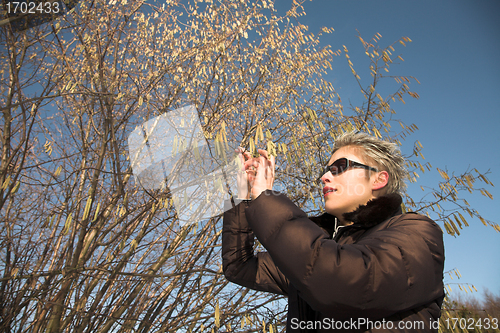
xmin=321 ymin=146 xmax=384 ymax=222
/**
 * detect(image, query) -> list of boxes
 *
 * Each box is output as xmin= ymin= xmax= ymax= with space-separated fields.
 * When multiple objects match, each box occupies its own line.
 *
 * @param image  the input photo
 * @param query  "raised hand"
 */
xmin=250 ymin=149 xmax=275 ymax=199
xmin=235 ymin=147 xmax=259 ymax=200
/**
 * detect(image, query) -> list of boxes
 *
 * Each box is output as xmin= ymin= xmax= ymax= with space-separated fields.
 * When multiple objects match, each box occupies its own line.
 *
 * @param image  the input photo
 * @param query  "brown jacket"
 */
xmin=222 ymin=191 xmax=445 ymax=332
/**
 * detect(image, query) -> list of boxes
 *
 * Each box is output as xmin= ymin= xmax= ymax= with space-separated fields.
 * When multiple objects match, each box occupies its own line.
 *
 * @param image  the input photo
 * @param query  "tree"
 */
xmin=0 ymin=0 xmax=496 ymax=332
xmin=0 ymin=0 xmax=80 ymax=32
xmin=440 ymin=289 xmax=500 ymax=333
xmin=0 ymin=0 xmax=335 ymax=331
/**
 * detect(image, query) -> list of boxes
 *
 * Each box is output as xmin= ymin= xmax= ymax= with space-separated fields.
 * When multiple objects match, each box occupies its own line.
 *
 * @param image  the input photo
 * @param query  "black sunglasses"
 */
xmin=321 ymin=157 xmax=378 ymax=178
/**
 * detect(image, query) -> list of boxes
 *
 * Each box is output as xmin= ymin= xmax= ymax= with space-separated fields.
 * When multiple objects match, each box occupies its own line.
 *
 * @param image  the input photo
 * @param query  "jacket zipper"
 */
xmin=332 ymin=217 xmax=348 ymax=240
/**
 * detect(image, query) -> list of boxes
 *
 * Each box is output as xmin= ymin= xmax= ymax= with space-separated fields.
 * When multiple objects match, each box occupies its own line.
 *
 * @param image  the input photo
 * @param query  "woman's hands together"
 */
xmin=235 ymin=148 xmax=275 ymax=200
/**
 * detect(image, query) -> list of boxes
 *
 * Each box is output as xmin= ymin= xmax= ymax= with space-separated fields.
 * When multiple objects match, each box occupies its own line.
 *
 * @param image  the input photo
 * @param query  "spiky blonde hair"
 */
xmin=331 ymin=132 xmax=409 ymax=194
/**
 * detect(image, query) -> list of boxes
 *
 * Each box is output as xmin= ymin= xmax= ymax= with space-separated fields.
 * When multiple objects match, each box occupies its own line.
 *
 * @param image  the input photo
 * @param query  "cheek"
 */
xmin=338 ymin=173 xmax=371 ymax=196
xmin=353 ymin=183 xmax=370 ymax=196
xmin=334 ymin=183 xmax=368 ymax=197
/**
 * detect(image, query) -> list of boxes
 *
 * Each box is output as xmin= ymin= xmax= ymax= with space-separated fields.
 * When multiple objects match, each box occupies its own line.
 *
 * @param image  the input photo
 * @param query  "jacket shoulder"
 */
xmin=385 ymin=212 xmax=442 ymax=234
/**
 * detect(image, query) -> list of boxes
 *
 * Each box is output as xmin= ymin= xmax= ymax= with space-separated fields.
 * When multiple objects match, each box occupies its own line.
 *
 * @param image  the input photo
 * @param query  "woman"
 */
xmin=222 ymin=132 xmax=445 ymax=332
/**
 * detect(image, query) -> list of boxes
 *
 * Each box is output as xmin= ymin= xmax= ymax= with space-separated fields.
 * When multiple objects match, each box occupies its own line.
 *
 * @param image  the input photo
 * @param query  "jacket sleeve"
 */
xmin=245 ymin=191 xmax=445 ymax=320
xmin=222 ymin=199 xmax=290 ymax=296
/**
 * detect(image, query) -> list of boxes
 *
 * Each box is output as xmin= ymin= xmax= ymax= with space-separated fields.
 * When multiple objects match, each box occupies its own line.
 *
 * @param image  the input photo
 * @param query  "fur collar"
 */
xmin=342 ymin=193 xmax=402 ymax=227
xmin=311 ymin=193 xmax=403 ymax=232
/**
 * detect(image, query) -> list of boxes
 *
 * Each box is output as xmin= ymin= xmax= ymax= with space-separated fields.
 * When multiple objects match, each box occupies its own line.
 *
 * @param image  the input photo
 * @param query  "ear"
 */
xmin=372 ymin=171 xmax=389 ymax=191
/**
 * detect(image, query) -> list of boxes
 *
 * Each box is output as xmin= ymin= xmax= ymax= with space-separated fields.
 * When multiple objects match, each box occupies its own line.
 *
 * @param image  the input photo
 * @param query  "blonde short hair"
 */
xmin=331 ymin=132 xmax=409 ymax=194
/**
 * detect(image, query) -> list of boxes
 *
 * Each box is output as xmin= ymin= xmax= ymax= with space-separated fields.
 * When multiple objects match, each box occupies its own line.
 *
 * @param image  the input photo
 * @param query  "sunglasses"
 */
xmin=320 ymin=157 xmax=378 ymax=178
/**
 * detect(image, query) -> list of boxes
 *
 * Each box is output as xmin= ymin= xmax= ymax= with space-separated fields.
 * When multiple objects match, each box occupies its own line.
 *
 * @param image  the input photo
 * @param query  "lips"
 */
xmin=323 ymin=186 xmax=335 ymax=196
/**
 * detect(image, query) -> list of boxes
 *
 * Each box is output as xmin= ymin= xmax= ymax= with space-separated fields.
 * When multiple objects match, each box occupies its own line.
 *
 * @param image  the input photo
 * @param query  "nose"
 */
xmin=320 ymin=171 xmax=332 ymax=184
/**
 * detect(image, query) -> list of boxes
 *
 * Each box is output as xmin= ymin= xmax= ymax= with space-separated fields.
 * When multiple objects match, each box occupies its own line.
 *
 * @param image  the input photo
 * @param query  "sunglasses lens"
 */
xmin=331 ymin=158 xmax=348 ymax=174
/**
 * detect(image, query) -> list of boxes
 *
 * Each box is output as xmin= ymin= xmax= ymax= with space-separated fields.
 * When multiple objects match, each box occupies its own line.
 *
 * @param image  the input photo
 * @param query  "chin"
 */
xmin=324 ymin=203 xmax=340 ymax=217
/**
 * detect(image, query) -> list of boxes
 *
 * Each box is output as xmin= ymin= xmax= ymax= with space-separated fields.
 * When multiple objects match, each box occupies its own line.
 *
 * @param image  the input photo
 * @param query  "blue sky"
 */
xmin=274 ymin=0 xmax=500 ymax=299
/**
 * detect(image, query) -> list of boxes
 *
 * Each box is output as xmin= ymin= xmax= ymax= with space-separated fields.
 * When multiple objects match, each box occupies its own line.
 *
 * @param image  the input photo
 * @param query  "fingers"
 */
xmin=257 ymin=154 xmax=269 ymax=169
xmin=236 ymin=149 xmax=256 ymax=182
xmin=258 ymin=149 xmax=275 ymax=167
xmin=236 ymin=148 xmax=276 ymax=198
xmin=237 ymin=147 xmax=275 ymax=184
xmin=257 ymin=149 xmax=268 ymax=159
xmin=235 ymin=148 xmax=245 ymax=170
xmin=268 ymin=153 xmax=275 ymax=174
xmin=255 ymin=152 xmax=275 ymax=186
xmin=235 ymin=148 xmax=254 ymax=171
xmin=243 ymin=158 xmax=257 ymax=169
xmin=238 ymin=149 xmax=274 ymax=170
xmin=258 ymin=150 xmax=274 ymax=174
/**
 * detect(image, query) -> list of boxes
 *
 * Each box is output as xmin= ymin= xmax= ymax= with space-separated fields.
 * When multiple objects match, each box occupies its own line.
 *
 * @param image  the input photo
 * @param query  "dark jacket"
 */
xmin=222 ymin=191 xmax=445 ymax=332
